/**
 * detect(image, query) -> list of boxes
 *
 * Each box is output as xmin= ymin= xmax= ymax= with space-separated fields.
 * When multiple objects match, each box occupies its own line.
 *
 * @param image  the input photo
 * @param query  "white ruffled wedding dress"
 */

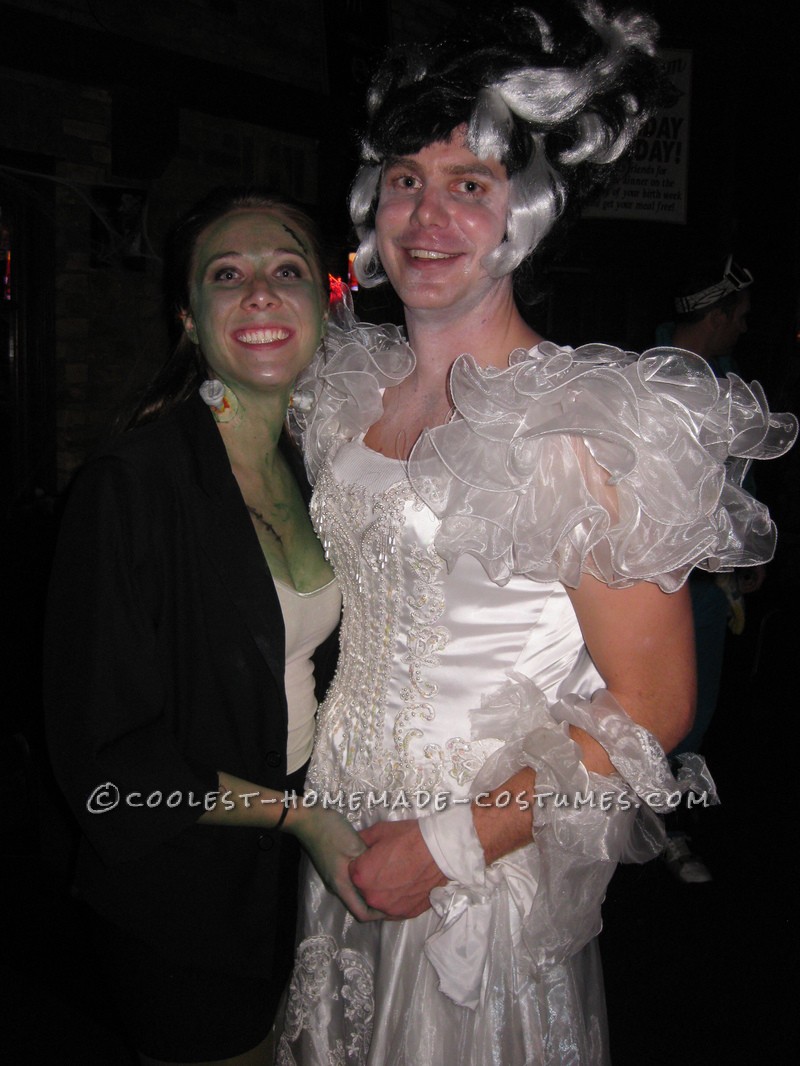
xmin=277 ymin=307 xmax=796 ymax=1066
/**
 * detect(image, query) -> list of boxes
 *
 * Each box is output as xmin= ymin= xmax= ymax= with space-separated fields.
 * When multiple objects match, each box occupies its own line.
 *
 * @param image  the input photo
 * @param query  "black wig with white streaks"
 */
xmin=350 ymin=1 xmax=668 ymax=287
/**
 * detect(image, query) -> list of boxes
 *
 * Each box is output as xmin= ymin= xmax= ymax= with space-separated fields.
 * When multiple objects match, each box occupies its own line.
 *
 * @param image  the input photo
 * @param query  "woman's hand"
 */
xmin=202 ymin=773 xmax=384 ymax=922
xmin=285 ymin=804 xmax=385 ymax=922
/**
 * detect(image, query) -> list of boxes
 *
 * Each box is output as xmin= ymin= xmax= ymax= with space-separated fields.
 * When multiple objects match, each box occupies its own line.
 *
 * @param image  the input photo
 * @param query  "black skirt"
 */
xmin=91 ymin=768 xmax=306 ymax=1062
xmin=91 ymin=900 xmax=293 ymax=1061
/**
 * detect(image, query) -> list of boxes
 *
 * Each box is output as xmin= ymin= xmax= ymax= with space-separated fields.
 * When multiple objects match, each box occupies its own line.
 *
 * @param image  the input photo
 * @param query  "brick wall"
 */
xmin=1 ymin=0 xmax=462 ymax=490
xmin=1 ymin=74 xmax=322 ymax=487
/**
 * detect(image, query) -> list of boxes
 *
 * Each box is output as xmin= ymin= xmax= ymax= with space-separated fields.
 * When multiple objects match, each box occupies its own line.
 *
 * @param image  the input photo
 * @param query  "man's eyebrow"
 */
xmin=446 ymin=162 xmax=498 ymax=178
xmin=383 ymin=155 xmax=423 ymax=173
xmin=383 ymin=157 xmax=499 ymax=179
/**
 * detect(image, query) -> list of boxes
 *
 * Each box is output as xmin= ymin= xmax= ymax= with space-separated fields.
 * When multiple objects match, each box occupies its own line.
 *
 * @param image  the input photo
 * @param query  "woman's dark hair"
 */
xmin=122 ymin=187 xmax=326 ymax=430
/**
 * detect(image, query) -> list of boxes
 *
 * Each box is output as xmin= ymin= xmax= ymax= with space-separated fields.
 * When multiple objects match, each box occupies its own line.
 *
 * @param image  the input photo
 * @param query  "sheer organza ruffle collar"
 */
xmin=292 ymin=304 xmax=797 ymax=591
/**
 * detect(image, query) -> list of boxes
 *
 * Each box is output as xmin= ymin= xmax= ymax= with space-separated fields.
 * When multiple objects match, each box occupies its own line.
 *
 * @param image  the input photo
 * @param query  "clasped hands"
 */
xmin=349 ymin=819 xmax=448 ymax=920
xmin=300 ymin=769 xmax=536 ymax=921
xmin=289 ymin=803 xmax=446 ymax=922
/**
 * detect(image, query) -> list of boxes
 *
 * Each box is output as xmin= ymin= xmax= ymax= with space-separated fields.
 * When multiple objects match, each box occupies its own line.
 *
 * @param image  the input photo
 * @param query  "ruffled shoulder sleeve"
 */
xmin=408 ymin=341 xmax=797 ymax=591
xmin=289 ymin=300 xmax=415 ymax=484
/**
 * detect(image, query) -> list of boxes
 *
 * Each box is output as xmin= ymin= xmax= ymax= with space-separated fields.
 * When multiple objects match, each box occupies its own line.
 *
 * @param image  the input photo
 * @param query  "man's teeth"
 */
xmin=408 ymin=249 xmax=456 ymax=260
xmin=239 ymin=329 xmax=290 ymax=343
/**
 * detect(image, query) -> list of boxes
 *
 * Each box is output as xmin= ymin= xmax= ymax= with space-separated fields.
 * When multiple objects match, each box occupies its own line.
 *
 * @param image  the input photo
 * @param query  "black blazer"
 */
xmin=45 ymin=393 xmax=336 ymax=972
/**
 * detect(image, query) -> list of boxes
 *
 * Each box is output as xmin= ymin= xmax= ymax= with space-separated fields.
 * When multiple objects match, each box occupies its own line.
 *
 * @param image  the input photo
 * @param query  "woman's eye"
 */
xmin=213 ymin=267 xmax=240 ymax=282
xmin=458 ymin=180 xmax=483 ymax=195
xmin=275 ymin=264 xmax=302 ymax=279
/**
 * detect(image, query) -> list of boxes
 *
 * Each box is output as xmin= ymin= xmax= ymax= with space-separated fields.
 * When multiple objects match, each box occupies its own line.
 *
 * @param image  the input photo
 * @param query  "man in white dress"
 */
xmin=278 ymin=5 xmax=795 ymax=1063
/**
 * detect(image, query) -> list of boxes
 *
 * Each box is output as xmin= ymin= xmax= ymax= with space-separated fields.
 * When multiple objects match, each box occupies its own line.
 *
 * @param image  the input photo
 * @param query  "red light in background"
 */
xmin=328 ymin=273 xmax=347 ymax=307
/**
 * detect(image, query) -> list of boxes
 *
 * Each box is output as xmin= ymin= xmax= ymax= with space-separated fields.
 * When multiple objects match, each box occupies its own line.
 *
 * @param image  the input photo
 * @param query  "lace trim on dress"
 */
xmin=277 ymin=935 xmax=374 ymax=1066
xmin=292 ymin=307 xmax=797 ymax=592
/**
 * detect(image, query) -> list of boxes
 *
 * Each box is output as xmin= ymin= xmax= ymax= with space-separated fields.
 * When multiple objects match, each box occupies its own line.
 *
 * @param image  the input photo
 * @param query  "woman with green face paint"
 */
xmin=45 ymin=188 xmax=377 ymax=1066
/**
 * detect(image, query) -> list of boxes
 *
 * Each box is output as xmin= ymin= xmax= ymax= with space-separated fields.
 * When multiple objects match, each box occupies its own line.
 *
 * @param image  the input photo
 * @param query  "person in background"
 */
xmin=657 ymin=253 xmax=753 ymax=377
xmin=657 ymin=254 xmax=763 ymax=882
xmin=44 ymin=188 xmax=375 ymax=1066
xmin=279 ymin=5 xmax=796 ymax=1064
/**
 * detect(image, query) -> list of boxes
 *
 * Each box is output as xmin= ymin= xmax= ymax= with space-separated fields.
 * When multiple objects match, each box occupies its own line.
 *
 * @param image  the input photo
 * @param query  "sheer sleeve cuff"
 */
xmin=420 ymin=674 xmax=716 ymax=1008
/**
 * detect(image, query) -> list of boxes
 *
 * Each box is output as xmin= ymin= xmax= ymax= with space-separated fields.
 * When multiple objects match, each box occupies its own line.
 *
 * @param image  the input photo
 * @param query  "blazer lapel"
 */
xmin=180 ymin=396 xmax=286 ymax=689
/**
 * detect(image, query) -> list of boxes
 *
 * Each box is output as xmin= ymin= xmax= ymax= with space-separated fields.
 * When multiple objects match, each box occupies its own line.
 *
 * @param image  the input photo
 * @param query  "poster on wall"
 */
xmin=582 ymin=49 xmax=691 ymax=224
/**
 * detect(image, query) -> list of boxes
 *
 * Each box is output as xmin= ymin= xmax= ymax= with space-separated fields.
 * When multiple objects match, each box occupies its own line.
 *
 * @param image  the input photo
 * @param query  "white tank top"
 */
xmin=273 ymin=577 xmax=341 ymax=774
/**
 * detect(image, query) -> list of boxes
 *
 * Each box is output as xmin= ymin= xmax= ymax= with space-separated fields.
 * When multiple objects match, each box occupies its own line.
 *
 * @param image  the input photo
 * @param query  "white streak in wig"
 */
xmin=483 ymin=134 xmax=566 ymax=277
xmin=532 ymin=10 xmax=554 ymax=53
xmin=349 ymin=164 xmax=386 ymax=287
xmin=491 ymin=1 xmax=656 ymax=128
xmin=556 ymin=103 xmax=640 ymax=167
xmin=557 ymin=112 xmax=609 ymax=165
xmin=472 ymin=1 xmax=659 ymax=268
xmin=497 ymin=68 xmax=594 ymax=127
xmin=468 ymin=87 xmax=515 ymax=162
xmin=583 ymin=0 xmax=657 ymax=59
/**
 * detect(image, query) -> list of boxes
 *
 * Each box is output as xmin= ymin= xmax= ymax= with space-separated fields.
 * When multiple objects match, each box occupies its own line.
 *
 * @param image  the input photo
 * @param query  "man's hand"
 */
xmin=349 ymin=820 xmax=448 ymax=919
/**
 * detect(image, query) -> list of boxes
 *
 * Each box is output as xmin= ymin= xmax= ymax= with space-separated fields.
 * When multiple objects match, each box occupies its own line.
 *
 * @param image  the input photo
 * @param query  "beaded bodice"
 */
xmin=304 ymin=438 xmax=599 ymax=817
